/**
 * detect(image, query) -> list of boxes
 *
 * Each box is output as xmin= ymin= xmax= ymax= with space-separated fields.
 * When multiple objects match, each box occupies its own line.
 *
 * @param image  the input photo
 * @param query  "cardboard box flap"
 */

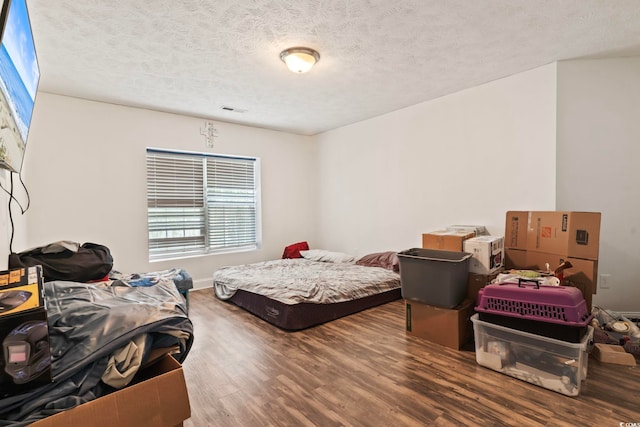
xmin=31 ymin=355 xmax=190 ymax=427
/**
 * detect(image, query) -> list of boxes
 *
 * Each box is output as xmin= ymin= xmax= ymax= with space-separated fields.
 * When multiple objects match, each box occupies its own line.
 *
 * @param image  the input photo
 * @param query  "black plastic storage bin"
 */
xmin=477 ymin=312 xmax=589 ymax=343
xmin=397 ymin=248 xmax=472 ymax=308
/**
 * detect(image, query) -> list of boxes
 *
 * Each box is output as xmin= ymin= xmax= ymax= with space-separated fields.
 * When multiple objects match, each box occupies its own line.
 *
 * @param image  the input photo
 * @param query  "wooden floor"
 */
xmin=181 ymin=289 xmax=640 ymax=426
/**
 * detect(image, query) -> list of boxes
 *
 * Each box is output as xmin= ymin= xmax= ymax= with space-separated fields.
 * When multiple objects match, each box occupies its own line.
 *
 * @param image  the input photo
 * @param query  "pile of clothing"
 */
xmin=0 ymin=276 xmax=193 ymax=426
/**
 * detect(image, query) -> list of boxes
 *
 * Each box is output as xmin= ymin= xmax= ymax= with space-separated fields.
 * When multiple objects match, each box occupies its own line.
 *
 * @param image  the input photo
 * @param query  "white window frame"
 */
xmin=146 ymin=148 xmax=261 ymax=261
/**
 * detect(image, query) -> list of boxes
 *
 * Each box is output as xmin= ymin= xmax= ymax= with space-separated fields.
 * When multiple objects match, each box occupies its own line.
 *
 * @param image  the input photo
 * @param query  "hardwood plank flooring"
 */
xmin=182 ymin=289 xmax=640 ymax=426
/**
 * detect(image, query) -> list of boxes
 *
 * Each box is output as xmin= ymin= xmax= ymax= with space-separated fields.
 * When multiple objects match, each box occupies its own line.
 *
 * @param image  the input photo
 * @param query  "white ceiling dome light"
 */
xmin=280 ymin=47 xmax=320 ymax=73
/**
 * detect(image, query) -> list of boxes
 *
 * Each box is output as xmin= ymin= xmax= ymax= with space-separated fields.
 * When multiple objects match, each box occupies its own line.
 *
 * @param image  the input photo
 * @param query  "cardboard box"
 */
xmin=504 ymin=248 xmax=528 ymax=269
xmin=524 ymin=251 xmax=597 ymax=290
xmin=422 ymin=230 xmax=475 ymax=252
xmin=31 ymin=354 xmax=191 ymax=427
xmin=0 ymin=307 xmax=52 ymax=398
xmin=446 ymin=225 xmax=489 ymax=236
xmin=503 ymin=249 xmax=598 ymax=311
xmin=463 ymin=236 xmax=504 ymax=274
xmin=405 ymin=298 xmax=474 ymax=350
xmin=505 ymin=211 xmax=529 ymax=250
xmin=467 ymin=271 xmax=501 ymax=305
xmin=0 ymin=265 xmax=44 ymax=288
xmin=0 ymin=266 xmax=45 ymax=317
xmin=592 ymin=343 xmax=636 ymax=367
xmin=528 ymin=252 xmax=597 ymax=312
xmin=526 ymin=211 xmax=601 ymax=260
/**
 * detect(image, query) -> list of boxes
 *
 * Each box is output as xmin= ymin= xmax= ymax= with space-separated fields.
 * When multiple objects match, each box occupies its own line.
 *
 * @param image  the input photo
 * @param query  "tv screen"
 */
xmin=0 ymin=0 xmax=39 ymax=173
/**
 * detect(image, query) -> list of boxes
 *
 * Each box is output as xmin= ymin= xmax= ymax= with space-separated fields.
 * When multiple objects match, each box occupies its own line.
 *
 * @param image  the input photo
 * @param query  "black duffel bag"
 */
xmin=9 ymin=241 xmax=114 ymax=282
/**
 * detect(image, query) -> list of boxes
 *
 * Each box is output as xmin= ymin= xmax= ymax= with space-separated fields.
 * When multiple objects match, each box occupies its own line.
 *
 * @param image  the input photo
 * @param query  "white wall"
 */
xmin=0 ymin=167 xmax=30 ymax=270
xmin=19 ymin=93 xmax=317 ymax=288
xmin=556 ymin=58 xmax=640 ymax=312
xmin=9 ymin=60 xmax=636 ymax=312
xmin=313 ymin=64 xmax=558 ymax=256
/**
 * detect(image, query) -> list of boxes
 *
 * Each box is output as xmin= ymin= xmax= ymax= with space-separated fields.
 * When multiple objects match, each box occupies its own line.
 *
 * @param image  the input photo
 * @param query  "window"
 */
xmin=146 ymin=149 xmax=260 ymax=261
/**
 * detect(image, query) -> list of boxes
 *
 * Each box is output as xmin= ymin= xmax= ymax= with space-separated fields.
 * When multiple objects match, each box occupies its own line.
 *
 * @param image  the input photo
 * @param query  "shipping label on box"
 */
xmin=464 ymin=236 xmax=504 ymax=275
xmin=422 ymin=230 xmax=475 ymax=252
xmin=0 ymin=266 xmax=45 ymax=317
xmin=505 ymin=211 xmax=529 ymax=249
xmin=0 ymin=307 xmax=52 ymax=398
xmin=526 ymin=211 xmax=601 ymax=260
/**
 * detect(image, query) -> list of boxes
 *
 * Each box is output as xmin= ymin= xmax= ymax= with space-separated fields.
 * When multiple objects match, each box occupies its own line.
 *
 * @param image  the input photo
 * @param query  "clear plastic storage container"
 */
xmin=471 ymin=314 xmax=593 ymax=396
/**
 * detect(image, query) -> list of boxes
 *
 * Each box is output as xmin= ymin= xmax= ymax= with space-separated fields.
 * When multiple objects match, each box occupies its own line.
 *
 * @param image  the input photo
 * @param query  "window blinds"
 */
xmin=146 ymin=149 xmax=258 ymax=260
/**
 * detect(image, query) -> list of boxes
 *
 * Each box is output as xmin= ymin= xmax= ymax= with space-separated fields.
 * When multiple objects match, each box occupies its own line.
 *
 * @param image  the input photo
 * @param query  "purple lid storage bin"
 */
xmin=476 ymin=280 xmax=593 ymax=327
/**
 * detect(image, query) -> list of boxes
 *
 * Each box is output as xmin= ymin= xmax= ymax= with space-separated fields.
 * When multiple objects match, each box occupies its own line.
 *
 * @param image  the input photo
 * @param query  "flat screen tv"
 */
xmin=0 ymin=0 xmax=39 ymax=173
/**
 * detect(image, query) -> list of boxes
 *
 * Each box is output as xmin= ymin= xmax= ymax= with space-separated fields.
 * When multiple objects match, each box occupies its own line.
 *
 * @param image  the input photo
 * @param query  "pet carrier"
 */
xmin=475 ymin=279 xmax=593 ymax=342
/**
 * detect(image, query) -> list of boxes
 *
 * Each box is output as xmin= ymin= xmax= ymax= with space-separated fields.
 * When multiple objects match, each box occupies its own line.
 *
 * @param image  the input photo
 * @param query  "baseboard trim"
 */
xmin=619 ymin=312 xmax=640 ymax=320
xmin=193 ymin=278 xmax=211 ymax=291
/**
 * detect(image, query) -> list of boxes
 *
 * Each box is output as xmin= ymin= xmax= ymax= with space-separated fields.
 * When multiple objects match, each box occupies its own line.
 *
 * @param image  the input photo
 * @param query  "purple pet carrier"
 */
xmin=475 ymin=279 xmax=593 ymax=342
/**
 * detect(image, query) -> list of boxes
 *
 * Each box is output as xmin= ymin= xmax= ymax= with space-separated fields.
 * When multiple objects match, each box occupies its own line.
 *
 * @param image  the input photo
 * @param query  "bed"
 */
xmin=213 ymin=250 xmax=402 ymax=330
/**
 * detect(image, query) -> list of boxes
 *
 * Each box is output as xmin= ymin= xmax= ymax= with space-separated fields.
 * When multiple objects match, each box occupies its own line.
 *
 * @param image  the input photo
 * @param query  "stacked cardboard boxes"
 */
xmin=422 ymin=227 xmax=505 ymax=278
xmin=405 ymin=226 xmax=503 ymax=349
xmin=504 ymin=211 xmax=601 ymax=310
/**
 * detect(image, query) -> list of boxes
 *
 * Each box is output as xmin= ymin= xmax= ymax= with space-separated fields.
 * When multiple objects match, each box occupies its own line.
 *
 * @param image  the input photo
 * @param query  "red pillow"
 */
xmin=282 ymin=241 xmax=309 ymax=259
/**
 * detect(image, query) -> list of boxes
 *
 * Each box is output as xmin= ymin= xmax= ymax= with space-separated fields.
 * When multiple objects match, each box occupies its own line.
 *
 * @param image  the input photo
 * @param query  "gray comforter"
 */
xmin=214 ymin=258 xmax=401 ymax=304
xmin=0 ymin=277 xmax=193 ymax=426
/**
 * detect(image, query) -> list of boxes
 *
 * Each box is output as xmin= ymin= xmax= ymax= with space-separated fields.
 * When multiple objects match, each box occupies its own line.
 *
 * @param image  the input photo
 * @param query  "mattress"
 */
xmin=214 ymin=258 xmax=401 ymax=330
xmin=227 ymin=287 xmax=401 ymax=330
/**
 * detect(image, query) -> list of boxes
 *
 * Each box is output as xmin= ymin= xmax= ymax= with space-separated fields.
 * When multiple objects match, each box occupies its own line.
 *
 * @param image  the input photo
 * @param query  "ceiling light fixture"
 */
xmin=279 ymin=47 xmax=320 ymax=73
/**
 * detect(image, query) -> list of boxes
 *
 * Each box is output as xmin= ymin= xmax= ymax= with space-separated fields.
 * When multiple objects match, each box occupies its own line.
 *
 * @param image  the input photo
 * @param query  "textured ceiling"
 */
xmin=27 ymin=0 xmax=640 ymax=136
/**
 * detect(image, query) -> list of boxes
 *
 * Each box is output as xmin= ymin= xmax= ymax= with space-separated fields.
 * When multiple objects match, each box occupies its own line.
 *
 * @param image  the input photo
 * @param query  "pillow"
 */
xmin=355 ymin=251 xmax=400 ymax=272
xmin=299 ymin=249 xmax=355 ymax=263
xmin=282 ymin=241 xmax=309 ymax=259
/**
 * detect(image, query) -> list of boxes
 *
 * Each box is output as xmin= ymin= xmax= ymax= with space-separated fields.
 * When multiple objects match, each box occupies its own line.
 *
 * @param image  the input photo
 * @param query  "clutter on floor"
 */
xmin=1 ymin=240 xmax=194 ymax=426
xmin=590 ymin=306 xmax=640 ymax=363
xmin=401 ymin=212 xmax=639 ymax=397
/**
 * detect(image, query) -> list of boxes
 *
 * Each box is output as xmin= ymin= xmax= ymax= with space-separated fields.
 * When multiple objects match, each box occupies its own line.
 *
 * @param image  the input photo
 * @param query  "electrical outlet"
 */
xmin=599 ymin=273 xmax=611 ymax=290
